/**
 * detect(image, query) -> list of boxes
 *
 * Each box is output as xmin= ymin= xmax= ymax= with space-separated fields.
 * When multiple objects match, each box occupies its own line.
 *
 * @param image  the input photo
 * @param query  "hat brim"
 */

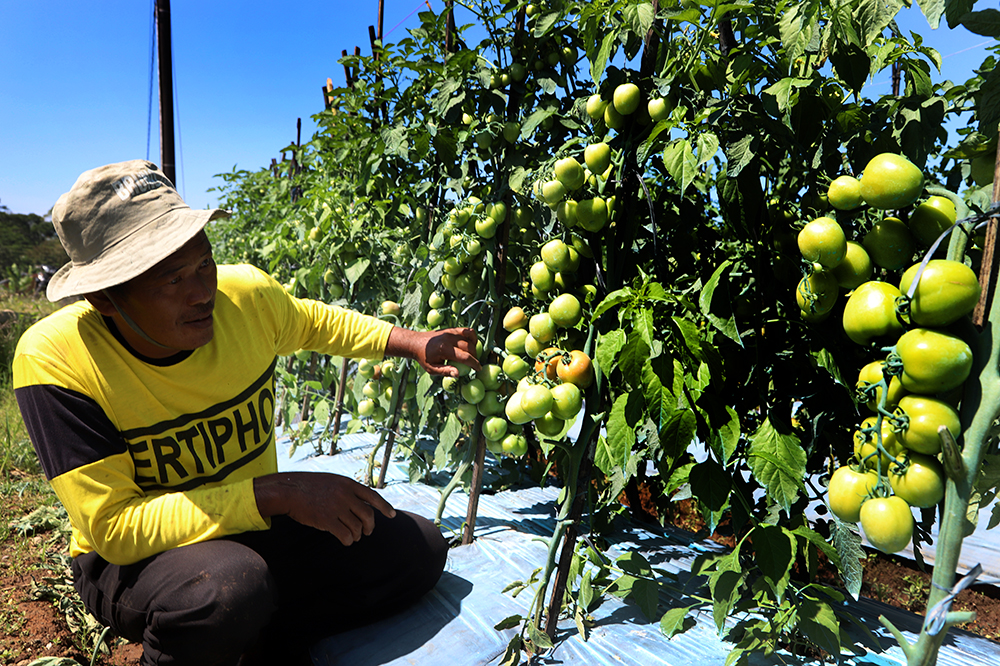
xmin=46 ymin=207 xmax=230 ymax=302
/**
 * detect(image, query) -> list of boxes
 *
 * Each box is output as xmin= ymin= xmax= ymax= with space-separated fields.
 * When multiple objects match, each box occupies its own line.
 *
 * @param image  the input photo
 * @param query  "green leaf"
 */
xmin=434 ymin=412 xmax=462 ymax=469
xmin=344 ymin=257 xmax=371 ymax=285
xmin=696 ymin=132 xmax=720 ymax=167
xmin=915 ymin=0 xmax=946 ymax=28
xmin=498 ymin=634 xmax=522 ymax=666
xmin=708 ymin=552 xmax=744 ymax=632
xmin=856 ymin=0 xmax=905 ymax=46
xmin=579 ymin=570 xmax=595 ymax=611
xmin=797 ymin=596 xmax=841 ymax=657
xmin=699 ymin=260 xmax=743 ymax=346
xmin=762 ymin=77 xmax=813 ymax=114
xmin=494 ymin=614 xmax=523 ymax=631
xmin=689 ymin=459 xmax=731 ymax=534
xmin=778 ymin=0 xmax=820 ymax=61
xmin=830 ymin=518 xmax=865 ymax=600
xmin=617 ymin=550 xmax=653 ymax=578
xmin=724 ymin=134 xmax=755 ymax=178
xmin=752 ymin=525 xmax=795 ymax=602
xmin=593 ymin=287 xmax=633 ymax=319
xmin=596 ymin=328 xmax=627 ymax=375
xmin=662 ymin=139 xmax=699 ymax=194
xmin=709 ymin=405 xmax=740 ymax=466
xmin=660 ymin=606 xmax=697 ymax=638
xmin=606 ymin=392 xmax=641 ymax=468
xmin=591 ymin=31 xmax=616 ymax=85
xmin=977 ymin=67 xmax=1000 ymax=138
xmin=945 ymin=0 xmax=977 ymax=28
xmin=747 ymin=419 xmax=806 ymax=514
xmin=527 ymin=620 xmax=554 ymax=650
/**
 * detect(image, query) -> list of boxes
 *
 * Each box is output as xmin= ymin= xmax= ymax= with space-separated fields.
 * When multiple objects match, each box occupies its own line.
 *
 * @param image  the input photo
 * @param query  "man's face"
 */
xmin=107 ymin=231 xmax=218 ymax=358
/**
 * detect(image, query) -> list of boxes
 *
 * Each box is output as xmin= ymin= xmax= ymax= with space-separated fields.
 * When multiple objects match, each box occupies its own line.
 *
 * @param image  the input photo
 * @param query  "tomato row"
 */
xmin=795 ymin=155 xmax=979 ymax=554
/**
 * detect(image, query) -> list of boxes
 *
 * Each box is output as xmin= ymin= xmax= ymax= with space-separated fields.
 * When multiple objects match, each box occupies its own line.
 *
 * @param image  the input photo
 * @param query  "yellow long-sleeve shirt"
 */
xmin=13 ymin=264 xmax=394 ymax=565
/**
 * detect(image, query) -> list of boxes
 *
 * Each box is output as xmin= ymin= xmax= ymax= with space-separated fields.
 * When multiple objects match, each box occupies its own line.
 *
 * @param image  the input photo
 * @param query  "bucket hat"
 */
xmin=46 ymin=160 xmax=229 ymax=302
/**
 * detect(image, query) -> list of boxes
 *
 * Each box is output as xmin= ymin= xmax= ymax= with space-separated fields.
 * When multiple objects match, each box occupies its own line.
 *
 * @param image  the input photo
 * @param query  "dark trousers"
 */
xmin=71 ymin=511 xmax=449 ymax=666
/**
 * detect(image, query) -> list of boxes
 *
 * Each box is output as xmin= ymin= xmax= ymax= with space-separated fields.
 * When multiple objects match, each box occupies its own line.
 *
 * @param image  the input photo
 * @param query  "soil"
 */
xmin=645 ymin=491 xmax=1000 ymax=643
xmin=0 ymin=475 xmax=142 ymax=666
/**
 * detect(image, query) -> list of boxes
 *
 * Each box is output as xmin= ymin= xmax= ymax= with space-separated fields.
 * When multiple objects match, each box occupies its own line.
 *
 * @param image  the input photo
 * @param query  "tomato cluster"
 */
xmin=799 ymin=153 xmax=981 ymax=554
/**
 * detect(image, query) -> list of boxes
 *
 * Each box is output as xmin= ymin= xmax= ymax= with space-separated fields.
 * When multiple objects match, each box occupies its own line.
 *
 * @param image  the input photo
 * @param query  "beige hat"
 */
xmin=46 ymin=160 xmax=229 ymax=302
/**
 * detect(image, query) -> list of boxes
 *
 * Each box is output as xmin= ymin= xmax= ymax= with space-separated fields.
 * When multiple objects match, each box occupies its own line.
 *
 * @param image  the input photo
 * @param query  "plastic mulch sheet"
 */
xmin=275 ymin=430 xmax=1000 ymax=666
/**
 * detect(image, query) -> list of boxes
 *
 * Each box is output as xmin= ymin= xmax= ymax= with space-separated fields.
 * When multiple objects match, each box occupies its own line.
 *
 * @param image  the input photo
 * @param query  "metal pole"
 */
xmin=155 ymin=0 xmax=176 ymax=185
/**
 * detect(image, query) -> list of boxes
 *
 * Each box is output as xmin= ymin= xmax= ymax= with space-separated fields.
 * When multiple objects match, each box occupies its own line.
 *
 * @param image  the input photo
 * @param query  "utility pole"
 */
xmin=156 ymin=0 xmax=176 ymax=185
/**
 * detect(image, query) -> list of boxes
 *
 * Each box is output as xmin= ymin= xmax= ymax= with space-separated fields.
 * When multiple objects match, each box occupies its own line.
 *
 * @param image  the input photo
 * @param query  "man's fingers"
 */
xmin=359 ymin=485 xmax=397 ymax=519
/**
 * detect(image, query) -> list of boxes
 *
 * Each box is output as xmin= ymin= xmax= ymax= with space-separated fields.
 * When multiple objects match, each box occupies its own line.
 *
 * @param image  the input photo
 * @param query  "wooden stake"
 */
xmin=971 ymin=138 xmax=1000 ymax=327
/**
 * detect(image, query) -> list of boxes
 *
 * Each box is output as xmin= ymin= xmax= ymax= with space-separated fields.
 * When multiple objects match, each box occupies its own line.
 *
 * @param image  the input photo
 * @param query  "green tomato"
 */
xmin=483 ymin=416 xmax=508 ymax=442
xmin=428 ymin=291 xmax=447 ymax=309
xmin=478 ymin=364 xmax=503 ymax=390
xmin=827 ymin=175 xmax=864 ymax=211
xmin=529 ymin=261 xmax=555 ymax=292
xmin=859 ymin=153 xmax=925 ymax=210
xmin=502 ymin=354 xmax=530 ymax=380
xmin=534 ymin=411 xmax=565 ymax=438
xmin=899 ymin=259 xmax=981 ymax=327
xmin=541 ymin=239 xmax=571 ymax=272
xmin=889 ymin=453 xmax=945 ymax=508
xmin=842 ymin=281 xmax=904 ymax=346
xmin=549 ymin=293 xmax=583 ymax=328
xmin=895 ymin=395 xmax=961 ymax=455
xmin=505 ymin=329 xmax=529 ymax=355
xmin=529 ymin=312 xmax=557 ymax=343
xmin=461 ymin=378 xmax=486 ymax=404
xmin=554 ymin=157 xmax=585 ymax=191
xmin=860 ymin=495 xmax=914 ymax=554
xmin=827 ymin=466 xmax=879 ymax=523
xmin=500 ymin=433 xmax=528 ymax=457
xmin=585 ymin=94 xmax=608 ymax=121
xmin=896 ymin=328 xmax=973 ymax=394
xmin=854 ymin=416 xmax=904 ymax=471
xmin=863 ymin=217 xmax=915 ymax=271
xmin=613 ymin=83 xmax=641 ymax=115
xmin=575 ymin=198 xmax=608 ymax=232
xmin=795 ymin=270 xmax=839 ymax=316
xmin=908 ymin=196 xmax=956 ymax=247
xmin=504 ymin=391 xmax=532 ymax=425
xmin=541 ymin=180 xmax=567 ymax=205
xmin=475 ymin=215 xmax=498 ymax=239
xmin=857 ymin=360 xmax=908 ymax=412
xmin=358 ymin=358 xmax=376 ymax=378
xmin=426 ymin=309 xmax=445 ymax=328
xmin=520 ymin=385 xmax=554 ymax=419
xmin=477 ymin=391 xmax=503 ymax=416
xmin=358 ymin=398 xmax=376 ymax=417
xmin=647 ymin=97 xmax=673 ymax=122
xmin=456 ymin=402 xmax=479 ymax=423
xmin=523 ymin=332 xmax=544 ymax=359
xmin=442 ymin=376 xmax=460 ymax=393
xmin=584 ymin=142 xmax=612 ymax=175
xmin=831 ymin=241 xmax=873 ymax=290
xmin=362 ymin=381 xmax=379 ymax=399
xmin=550 ymin=382 xmax=583 ymax=420
xmin=798 ymin=217 xmax=847 ymax=268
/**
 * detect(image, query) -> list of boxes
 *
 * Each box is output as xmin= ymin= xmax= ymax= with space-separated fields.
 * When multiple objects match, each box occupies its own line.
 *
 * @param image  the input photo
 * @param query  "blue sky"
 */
xmin=0 ymin=2 xmax=993 ymax=217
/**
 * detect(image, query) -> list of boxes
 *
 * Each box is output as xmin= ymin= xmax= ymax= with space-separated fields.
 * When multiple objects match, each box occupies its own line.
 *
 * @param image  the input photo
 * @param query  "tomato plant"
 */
xmin=207 ymin=0 xmax=1000 ymax=663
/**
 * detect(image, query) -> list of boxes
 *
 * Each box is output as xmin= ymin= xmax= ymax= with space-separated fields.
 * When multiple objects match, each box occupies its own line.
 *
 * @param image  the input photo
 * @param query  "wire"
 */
xmin=385 ymin=0 xmax=430 ymax=39
xmin=172 ymin=21 xmax=184 ymax=198
xmin=146 ymin=0 xmax=156 ymax=161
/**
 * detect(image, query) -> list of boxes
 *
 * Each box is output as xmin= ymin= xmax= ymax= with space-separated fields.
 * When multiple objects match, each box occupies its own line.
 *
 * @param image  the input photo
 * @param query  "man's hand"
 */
xmin=384 ymin=326 xmax=481 ymax=377
xmin=254 ymin=472 xmax=396 ymax=546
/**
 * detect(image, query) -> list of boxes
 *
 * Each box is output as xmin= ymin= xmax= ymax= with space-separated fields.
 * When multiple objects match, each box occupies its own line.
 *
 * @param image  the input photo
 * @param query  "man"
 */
xmin=12 ymin=160 xmax=480 ymax=665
